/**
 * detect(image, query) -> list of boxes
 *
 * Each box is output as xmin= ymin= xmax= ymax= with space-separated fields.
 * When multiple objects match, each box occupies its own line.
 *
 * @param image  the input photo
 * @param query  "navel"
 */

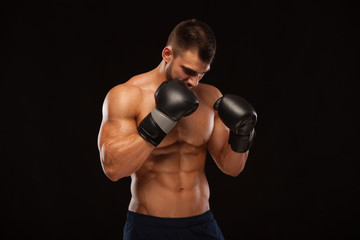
xmin=178 ymin=187 xmax=184 ymax=192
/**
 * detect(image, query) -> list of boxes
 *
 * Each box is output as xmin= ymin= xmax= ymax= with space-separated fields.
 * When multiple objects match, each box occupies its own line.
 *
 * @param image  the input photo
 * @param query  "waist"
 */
xmin=129 ymin=172 xmax=210 ymax=216
xmin=126 ymin=210 xmax=215 ymax=228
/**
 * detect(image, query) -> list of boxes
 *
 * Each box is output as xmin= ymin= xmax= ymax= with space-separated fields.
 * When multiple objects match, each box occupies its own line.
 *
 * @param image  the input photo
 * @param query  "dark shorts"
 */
xmin=123 ymin=210 xmax=225 ymax=240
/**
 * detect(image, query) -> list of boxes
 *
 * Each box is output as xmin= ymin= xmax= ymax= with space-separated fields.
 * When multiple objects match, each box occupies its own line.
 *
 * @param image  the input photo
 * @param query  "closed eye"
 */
xmin=181 ymin=66 xmax=198 ymax=76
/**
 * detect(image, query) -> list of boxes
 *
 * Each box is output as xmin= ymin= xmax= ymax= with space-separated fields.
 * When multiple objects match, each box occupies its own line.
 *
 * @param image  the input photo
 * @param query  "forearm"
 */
xmin=212 ymin=93 xmax=256 ymax=176
xmin=216 ymin=143 xmax=249 ymax=177
xmin=99 ymin=133 xmax=154 ymax=181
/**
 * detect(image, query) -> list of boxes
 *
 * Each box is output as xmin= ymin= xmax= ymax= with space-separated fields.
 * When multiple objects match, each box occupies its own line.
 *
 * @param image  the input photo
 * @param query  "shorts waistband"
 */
xmin=126 ymin=210 xmax=215 ymax=228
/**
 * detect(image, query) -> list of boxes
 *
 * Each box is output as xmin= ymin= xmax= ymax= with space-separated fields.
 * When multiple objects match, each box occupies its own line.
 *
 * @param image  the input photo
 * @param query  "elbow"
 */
xmin=228 ymin=172 xmax=241 ymax=178
xmin=227 ymin=151 xmax=248 ymax=177
xmin=222 ymin=160 xmax=246 ymax=177
xmin=226 ymin=166 xmax=244 ymax=177
xmin=99 ymin=144 xmax=128 ymax=181
xmin=218 ymin=164 xmax=244 ymax=177
xmin=100 ymin=155 xmax=128 ymax=182
xmin=104 ymin=168 xmax=121 ymax=182
xmin=102 ymin=165 xmax=128 ymax=182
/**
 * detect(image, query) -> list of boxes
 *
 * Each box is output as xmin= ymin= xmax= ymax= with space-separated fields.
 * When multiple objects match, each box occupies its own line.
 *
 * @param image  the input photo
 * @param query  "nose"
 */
xmin=187 ymin=75 xmax=201 ymax=87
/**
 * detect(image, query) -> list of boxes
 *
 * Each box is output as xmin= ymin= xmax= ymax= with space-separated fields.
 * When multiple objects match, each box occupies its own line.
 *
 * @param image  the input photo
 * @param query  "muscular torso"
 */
xmin=128 ymin=74 xmax=216 ymax=218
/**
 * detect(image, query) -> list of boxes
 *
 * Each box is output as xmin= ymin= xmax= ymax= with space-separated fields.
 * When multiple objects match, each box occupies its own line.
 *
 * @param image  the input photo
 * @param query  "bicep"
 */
xmin=98 ymin=118 xmax=137 ymax=150
xmin=97 ymin=85 xmax=140 ymax=149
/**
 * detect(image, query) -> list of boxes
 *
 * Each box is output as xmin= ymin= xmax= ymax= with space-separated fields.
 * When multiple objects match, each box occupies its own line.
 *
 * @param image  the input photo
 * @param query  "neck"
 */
xmin=152 ymin=60 xmax=167 ymax=87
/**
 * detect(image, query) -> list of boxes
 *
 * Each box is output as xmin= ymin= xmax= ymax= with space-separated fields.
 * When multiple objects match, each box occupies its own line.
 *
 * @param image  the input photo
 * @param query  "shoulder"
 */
xmin=195 ymin=83 xmax=223 ymax=107
xmin=107 ymin=80 xmax=142 ymax=100
xmin=106 ymin=81 xmax=143 ymax=106
xmin=102 ymin=79 xmax=144 ymax=120
xmin=105 ymin=71 xmax=153 ymax=103
xmin=197 ymin=83 xmax=222 ymax=95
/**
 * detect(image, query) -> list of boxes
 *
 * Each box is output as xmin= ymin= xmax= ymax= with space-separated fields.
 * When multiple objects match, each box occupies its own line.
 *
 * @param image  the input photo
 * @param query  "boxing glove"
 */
xmin=138 ymin=80 xmax=199 ymax=146
xmin=214 ymin=94 xmax=257 ymax=153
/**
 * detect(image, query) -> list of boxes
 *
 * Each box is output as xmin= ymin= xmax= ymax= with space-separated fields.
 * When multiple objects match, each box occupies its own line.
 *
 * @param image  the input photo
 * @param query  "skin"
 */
xmin=97 ymin=46 xmax=249 ymax=218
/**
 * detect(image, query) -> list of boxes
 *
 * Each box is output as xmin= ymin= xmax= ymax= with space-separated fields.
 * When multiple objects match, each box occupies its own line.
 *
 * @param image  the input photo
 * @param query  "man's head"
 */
xmin=163 ymin=19 xmax=216 ymax=88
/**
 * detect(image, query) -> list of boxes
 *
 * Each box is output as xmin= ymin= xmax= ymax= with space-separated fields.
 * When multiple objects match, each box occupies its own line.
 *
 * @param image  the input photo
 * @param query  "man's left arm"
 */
xmin=207 ymin=111 xmax=249 ymax=177
xmin=207 ymin=90 xmax=257 ymax=177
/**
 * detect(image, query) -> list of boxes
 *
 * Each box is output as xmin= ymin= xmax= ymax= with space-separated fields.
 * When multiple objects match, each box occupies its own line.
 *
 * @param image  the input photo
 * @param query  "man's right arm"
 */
xmin=97 ymin=84 xmax=155 ymax=181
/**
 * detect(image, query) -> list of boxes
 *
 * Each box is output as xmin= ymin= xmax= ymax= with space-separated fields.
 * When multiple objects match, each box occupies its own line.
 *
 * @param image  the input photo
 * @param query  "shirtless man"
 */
xmin=97 ymin=19 xmax=257 ymax=239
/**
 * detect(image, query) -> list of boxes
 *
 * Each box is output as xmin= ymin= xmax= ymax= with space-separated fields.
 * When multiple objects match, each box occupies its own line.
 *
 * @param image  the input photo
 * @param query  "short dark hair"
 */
xmin=167 ymin=19 xmax=216 ymax=63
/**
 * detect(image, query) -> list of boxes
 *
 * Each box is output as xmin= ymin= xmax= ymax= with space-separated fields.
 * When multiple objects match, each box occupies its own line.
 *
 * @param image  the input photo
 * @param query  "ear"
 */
xmin=162 ymin=46 xmax=173 ymax=63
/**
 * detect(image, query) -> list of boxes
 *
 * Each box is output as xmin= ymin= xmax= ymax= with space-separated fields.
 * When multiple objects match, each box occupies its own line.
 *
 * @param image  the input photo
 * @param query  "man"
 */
xmin=97 ymin=19 xmax=257 ymax=239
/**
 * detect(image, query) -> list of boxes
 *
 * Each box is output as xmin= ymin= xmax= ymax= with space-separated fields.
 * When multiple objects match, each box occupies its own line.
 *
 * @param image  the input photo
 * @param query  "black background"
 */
xmin=2 ymin=1 xmax=359 ymax=239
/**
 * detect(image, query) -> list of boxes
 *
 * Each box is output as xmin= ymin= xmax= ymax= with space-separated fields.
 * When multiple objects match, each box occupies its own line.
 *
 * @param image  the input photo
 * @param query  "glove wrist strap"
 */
xmin=137 ymin=109 xmax=177 ymax=147
xmin=229 ymin=129 xmax=255 ymax=153
xmin=151 ymin=108 xmax=177 ymax=133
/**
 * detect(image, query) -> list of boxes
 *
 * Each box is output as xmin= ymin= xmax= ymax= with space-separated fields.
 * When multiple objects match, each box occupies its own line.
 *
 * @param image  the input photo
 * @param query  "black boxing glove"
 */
xmin=138 ymin=80 xmax=199 ymax=146
xmin=214 ymin=94 xmax=257 ymax=153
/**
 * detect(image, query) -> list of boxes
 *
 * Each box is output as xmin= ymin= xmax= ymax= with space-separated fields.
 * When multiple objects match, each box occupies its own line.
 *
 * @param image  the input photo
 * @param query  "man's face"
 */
xmin=165 ymin=48 xmax=211 ymax=89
